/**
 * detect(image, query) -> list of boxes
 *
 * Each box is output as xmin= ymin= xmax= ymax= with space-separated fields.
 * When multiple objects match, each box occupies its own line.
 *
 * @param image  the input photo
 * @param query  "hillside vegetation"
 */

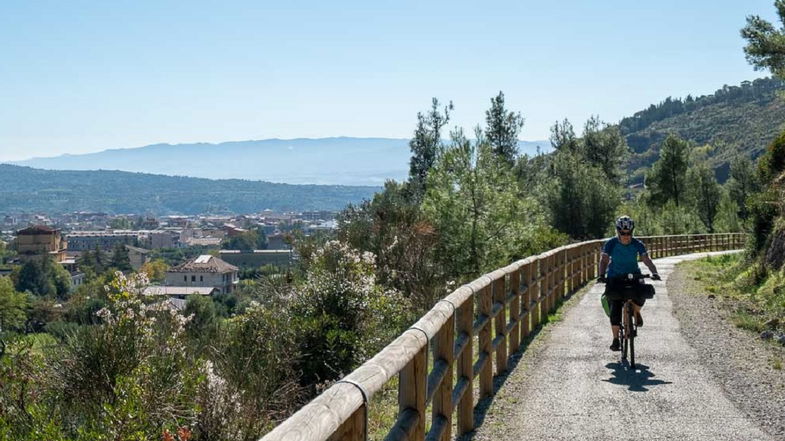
xmin=622 ymin=77 xmax=785 ymax=183
xmin=0 ymin=165 xmax=378 ymax=214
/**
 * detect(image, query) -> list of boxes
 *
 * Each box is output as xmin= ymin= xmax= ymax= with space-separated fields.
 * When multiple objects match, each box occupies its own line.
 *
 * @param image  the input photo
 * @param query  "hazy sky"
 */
xmin=0 ymin=0 xmax=779 ymax=161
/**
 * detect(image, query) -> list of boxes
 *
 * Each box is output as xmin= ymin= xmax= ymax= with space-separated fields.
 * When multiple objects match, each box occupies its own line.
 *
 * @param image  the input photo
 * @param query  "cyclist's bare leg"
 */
xmin=612 ymin=325 xmax=619 ymax=339
xmin=632 ymin=302 xmax=643 ymax=324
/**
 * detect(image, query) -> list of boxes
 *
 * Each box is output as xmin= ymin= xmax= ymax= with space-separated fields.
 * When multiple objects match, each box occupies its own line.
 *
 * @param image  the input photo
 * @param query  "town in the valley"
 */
xmin=0 ymin=210 xmax=337 ymax=309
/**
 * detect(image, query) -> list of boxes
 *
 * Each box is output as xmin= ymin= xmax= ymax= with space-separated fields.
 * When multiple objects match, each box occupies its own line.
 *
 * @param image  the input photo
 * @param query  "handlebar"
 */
xmin=597 ymin=273 xmax=657 ymax=283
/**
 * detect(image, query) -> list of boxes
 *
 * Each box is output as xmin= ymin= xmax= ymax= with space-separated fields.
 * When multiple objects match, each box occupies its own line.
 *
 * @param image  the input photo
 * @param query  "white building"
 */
xmin=164 ymin=254 xmax=239 ymax=294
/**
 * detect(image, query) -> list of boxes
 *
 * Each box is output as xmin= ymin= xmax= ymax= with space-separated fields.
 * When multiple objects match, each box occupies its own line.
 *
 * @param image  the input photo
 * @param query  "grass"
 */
xmin=732 ymin=310 xmax=766 ymax=333
xmin=367 ymin=377 xmax=400 ymax=440
xmin=682 ymin=253 xmax=785 ymax=335
xmin=770 ymin=356 xmax=783 ymax=370
xmin=5 ymin=332 xmax=58 ymax=357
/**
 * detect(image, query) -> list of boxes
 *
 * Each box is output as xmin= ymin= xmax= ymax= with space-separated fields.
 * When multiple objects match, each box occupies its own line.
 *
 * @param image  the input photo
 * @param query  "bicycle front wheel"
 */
xmin=621 ymin=304 xmax=628 ymax=363
xmin=628 ymin=307 xmax=636 ymax=369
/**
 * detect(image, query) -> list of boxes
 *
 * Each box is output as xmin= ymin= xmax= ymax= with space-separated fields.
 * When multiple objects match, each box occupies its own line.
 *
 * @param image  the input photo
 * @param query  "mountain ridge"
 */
xmin=9 ymin=137 xmax=551 ymax=186
xmin=621 ymin=77 xmax=785 ymax=182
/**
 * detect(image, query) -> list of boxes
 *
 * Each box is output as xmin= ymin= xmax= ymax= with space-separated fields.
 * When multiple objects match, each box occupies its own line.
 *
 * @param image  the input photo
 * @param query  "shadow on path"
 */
xmin=602 ymin=362 xmax=672 ymax=392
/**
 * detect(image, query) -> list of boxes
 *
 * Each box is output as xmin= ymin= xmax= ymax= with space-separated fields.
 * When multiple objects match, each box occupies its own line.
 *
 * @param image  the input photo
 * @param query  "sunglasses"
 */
xmin=619 ymin=231 xmax=632 ymax=236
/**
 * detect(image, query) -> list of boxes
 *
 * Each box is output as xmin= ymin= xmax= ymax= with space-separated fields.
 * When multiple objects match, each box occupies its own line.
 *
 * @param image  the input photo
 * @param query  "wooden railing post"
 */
xmin=399 ymin=343 xmax=426 ymax=440
xmin=583 ymin=244 xmax=591 ymax=284
xmin=457 ymin=299 xmax=474 ymax=435
xmin=432 ymin=313 xmax=454 ymax=441
xmin=479 ymin=285 xmax=493 ymax=399
xmin=533 ymin=259 xmax=543 ymax=328
xmin=328 ymin=405 xmax=365 ymax=441
xmin=545 ymin=253 xmax=553 ymax=313
xmin=546 ymin=253 xmax=554 ymax=313
xmin=521 ymin=262 xmax=532 ymax=341
xmin=567 ymin=249 xmax=572 ymax=292
xmin=556 ymin=248 xmax=570 ymax=301
xmin=571 ymin=247 xmax=579 ymax=293
xmin=493 ymin=276 xmax=508 ymax=374
xmin=509 ymin=268 xmax=521 ymax=353
xmin=553 ymin=252 xmax=560 ymax=310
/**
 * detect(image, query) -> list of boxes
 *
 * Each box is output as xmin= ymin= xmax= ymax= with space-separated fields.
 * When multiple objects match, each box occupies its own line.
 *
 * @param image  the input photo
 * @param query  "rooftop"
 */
xmin=169 ymin=254 xmax=238 ymax=273
xmin=143 ymin=286 xmax=217 ymax=296
xmin=125 ymin=245 xmax=150 ymax=254
xmin=17 ymin=225 xmax=58 ymax=235
xmin=219 ymin=249 xmax=292 ymax=254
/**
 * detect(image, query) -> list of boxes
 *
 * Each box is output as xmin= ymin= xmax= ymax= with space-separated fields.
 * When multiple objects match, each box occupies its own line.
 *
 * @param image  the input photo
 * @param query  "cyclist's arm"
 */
xmin=641 ymin=254 xmax=658 ymax=275
xmin=599 ymin=253 xmax=610 ymax=277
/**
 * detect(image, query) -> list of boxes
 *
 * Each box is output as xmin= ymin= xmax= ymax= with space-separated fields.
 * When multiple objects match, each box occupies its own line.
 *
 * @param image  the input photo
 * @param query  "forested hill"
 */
xmin=0 ymin=165 xmax=378 ymax=215
xmin=622 ymin=77 xmax=785 ymax=183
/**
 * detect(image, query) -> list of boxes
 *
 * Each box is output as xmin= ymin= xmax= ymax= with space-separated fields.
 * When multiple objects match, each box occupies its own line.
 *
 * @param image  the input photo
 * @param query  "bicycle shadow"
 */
xmin=602 ymin=362 xmax=672 ymax=392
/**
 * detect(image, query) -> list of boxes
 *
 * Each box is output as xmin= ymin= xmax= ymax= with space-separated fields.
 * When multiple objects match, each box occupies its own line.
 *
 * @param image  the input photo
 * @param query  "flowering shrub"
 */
xmin=0 ymin=271 xmax=205 ymax=440
xmin=0 ymin=241 xmax=412 ymax=440
xmin=293 ymin=241 xmax=410 ymax=388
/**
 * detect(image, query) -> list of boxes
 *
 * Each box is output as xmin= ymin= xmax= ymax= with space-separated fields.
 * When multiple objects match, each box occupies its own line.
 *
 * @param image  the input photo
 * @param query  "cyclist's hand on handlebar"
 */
xmin=651 ymin=273 xmax=661 ymax=281
xmin=597 ymin=276 xmax=607 ymax=284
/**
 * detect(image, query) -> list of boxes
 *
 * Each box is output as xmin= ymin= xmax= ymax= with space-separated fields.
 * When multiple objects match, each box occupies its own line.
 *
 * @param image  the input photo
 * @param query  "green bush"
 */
xmin=292 ymin=241 xmax=411 ymax=389
xmin=758 ymin=130 xmax=785 ymax=185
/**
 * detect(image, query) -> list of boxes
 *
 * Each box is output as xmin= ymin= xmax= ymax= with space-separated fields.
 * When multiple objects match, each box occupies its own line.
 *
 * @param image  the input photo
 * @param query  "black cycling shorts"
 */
xmin=604 ymin=282 xmax=647 ymax=326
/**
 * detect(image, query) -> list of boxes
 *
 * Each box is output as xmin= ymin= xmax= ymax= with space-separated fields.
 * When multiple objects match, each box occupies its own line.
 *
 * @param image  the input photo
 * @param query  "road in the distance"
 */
xmin=468 ymin=252 xmax=774 ymax=441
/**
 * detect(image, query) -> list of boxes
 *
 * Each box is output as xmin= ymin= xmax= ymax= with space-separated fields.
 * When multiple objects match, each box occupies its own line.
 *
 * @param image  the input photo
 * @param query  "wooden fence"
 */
xmin=260 ymin=233 xmax=746 ymax=441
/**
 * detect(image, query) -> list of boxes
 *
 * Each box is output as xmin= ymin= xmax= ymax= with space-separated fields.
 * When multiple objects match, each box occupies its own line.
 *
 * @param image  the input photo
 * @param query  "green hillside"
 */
xmin=0 ymin=165 xmax=378 ymax=215
xmin=622 ymin=77 xmax=785 ymax=183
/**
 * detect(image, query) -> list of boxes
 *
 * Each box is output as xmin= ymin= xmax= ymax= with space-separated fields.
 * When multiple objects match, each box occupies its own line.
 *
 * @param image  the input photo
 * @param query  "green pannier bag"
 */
xmin=601 ymin=293 xmax=611 ymax=317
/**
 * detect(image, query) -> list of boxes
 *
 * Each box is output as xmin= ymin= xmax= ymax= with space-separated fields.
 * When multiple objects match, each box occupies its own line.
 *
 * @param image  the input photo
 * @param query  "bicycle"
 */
xmin=603 ymin=273 xmax=654 ymax=369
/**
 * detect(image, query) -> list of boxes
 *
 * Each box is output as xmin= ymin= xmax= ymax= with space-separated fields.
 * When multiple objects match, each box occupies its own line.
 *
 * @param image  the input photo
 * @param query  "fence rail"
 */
xmin=261 ymin=233 xmax=746 ymax=441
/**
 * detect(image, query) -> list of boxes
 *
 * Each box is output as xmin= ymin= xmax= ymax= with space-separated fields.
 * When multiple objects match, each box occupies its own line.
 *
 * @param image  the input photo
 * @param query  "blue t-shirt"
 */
xmin=602 ymin=237 xmax=647 ymax=278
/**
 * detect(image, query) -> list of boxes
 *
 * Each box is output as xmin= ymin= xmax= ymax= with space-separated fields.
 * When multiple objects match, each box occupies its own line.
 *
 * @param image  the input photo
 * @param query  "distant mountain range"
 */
xmin=0 ymin=164 xmax=378 ymax=215
xmin=8 ymin=77 xmax=784 ymax=191
xmin=9 ymin=138 xmax=551 ymax=186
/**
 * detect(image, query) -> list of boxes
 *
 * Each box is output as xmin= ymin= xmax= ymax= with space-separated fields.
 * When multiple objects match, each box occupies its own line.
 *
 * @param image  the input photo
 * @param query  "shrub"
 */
xmin=292 ymin=241 xmax=411 ymax=389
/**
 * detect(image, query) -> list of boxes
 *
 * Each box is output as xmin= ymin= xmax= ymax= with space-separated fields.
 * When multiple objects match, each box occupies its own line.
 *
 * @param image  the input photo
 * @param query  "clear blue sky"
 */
xmin=0 ymin=0 xmax=779 ymax=161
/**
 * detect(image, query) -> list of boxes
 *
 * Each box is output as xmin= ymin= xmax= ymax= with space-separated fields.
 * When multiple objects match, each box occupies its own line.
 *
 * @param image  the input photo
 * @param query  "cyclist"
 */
xmin=598 ymin=216 xmax=660 ymax=351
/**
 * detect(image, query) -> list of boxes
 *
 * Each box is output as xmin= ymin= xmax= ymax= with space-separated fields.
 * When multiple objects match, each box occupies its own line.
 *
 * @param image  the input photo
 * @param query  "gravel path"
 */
xmin=465 ymin=252 xmax=778 ymax=441
xmin=669 ymin=256 xmax=785 ymax=439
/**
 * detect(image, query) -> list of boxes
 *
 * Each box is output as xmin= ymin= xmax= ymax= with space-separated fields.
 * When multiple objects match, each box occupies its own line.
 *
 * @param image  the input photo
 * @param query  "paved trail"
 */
xmin=469 ymin=252 xmax=775 ymax=441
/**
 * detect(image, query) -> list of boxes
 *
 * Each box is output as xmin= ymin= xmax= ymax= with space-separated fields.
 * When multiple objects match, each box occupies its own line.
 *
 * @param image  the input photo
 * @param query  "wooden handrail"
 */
xmin=260 ymin=233 xmax=746 ymax=441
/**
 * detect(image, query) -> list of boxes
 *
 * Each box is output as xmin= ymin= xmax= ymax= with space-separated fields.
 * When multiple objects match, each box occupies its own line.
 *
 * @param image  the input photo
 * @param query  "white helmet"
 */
xmin=615 ymin=215 xmax=634 ymax=232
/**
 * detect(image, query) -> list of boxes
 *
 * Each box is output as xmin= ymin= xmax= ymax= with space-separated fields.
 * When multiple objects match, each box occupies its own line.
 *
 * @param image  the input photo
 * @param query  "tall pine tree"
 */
xmin=646 ymin=135 xmax=692 ymax=207
xmin=485 ymin=91 xmax=524 ymax=165
xmin=408 ymin=98 xmax=453 ymax=200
